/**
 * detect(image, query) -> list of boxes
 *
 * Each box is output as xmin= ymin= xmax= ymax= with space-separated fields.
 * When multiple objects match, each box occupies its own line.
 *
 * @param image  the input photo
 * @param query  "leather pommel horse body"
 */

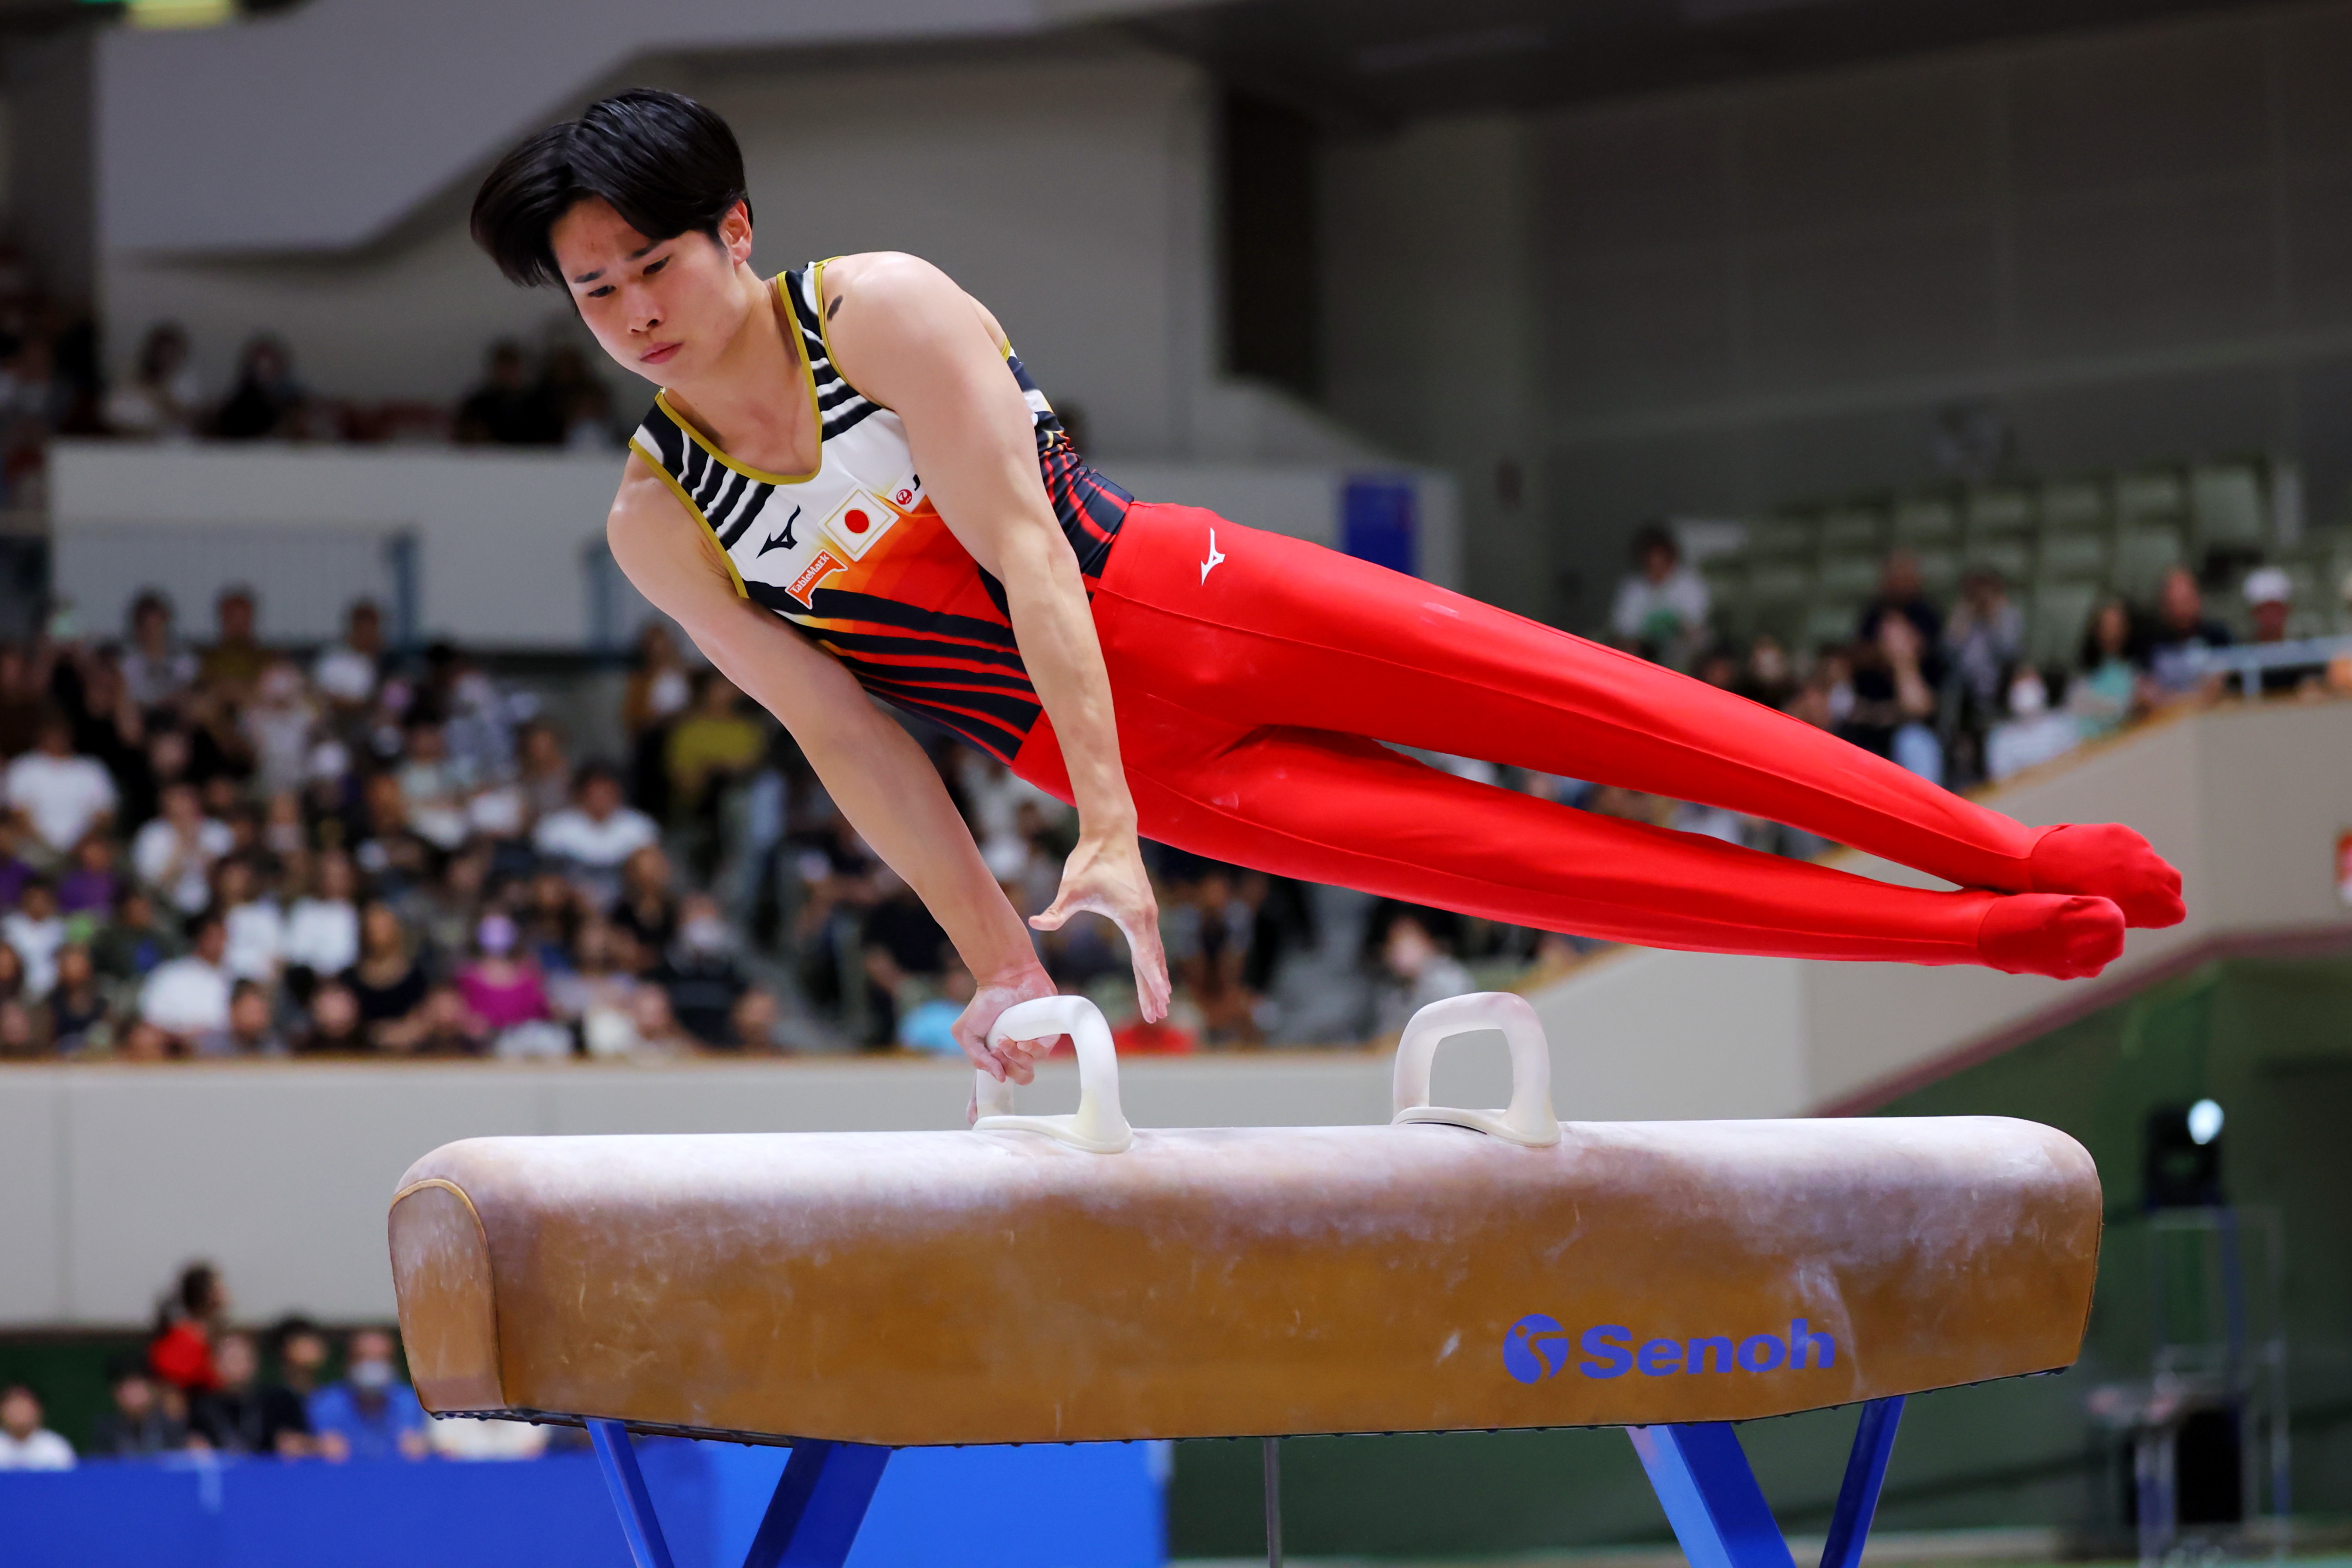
xmin=388 ymin=995 xmax=2101 ymax=1568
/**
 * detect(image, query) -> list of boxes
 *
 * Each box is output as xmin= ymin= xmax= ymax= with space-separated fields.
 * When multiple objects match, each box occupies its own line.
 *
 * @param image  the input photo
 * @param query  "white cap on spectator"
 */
xmin=2242 ymin=566 xmax=2292 ymax=607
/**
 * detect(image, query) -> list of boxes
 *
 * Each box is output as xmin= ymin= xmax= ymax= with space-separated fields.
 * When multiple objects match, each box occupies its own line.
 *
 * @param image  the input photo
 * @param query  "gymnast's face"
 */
xmin=554 ymin=196 xmax=757 ymax=385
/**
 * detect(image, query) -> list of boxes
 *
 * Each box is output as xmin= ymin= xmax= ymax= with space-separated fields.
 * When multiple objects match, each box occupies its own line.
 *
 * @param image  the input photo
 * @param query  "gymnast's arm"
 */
xmin=605 ymin=458 xmax=1055 ymax=1083
xmin=819 ymin=251 xmax=1170 ymax=1024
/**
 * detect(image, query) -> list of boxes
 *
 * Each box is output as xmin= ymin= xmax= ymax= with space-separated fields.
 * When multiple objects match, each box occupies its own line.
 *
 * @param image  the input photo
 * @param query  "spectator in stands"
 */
xmin=515 ymin=721 xmax=575 ymax=822
xmin=90 ymin=1358 xmax=194 ymax=1457
xmin=45 ymin=943 xmax=110 ymax=1053
xmin=455 ymin=913 xmax=556 ymax=1056
xmin=133 ymin=782 xmax=233 ymax=916
xmin=1858 ymin=552 xmax=1944 ymax=677
xmin=1736 ymin=636 xmax=1796 ymax=710
xmin=294 ymin=976 xmax=369 ymax=1054
xmin=2065 ymin=602 xmax=2133 ymax=744
xmin=57 ymin=832 xmax=118 ymax=916
xmin=214 ymin=335 xmax=306 ymax=441
xmin=610 ymin=843 xmax=677 ymax=966
xmin=149 ymin=1263 xmax=227 ymax=1397
xmin=199 ymin=587 xmax=269 ymax=696
xmin=624 ymin=983 xmax=697 ymax=1056
xmin=192 ymin=1332 xmax=311 ymax=1457
xmin=653 ymin=892 xmax=758 ymax=1047
xmin=667 ymin=671 xmax=763 ymax=872
xmin=550 ymin=919 xmax=641 ymax=1057
xmin=2140 ymin=566 xmax=2233 ymax=704
xmin=623 ymin=623 xmax=693 ymax=818
xmin=5 ymin=712 xmax=119 ymax=862
xmin=312 ymin=600 xmax=386 ymax=711
xmin=0 ymin=335 xmax=62 ymax=508
xmin=535 ymin=762 xmax=659 ymax=909
xmin=308 ymin=1329 xmax=428 ymax=1462
xmin=351 ymin=772 xmax=434 ymax=895
xmin=104 ymin=322 xmax=203 ymax=441
xmin=1944 ymin=568 xmax=2023 ymax=712
xmin=538 ymin=343 xmax=617 ymax=451
xmin=858 ymin=872 xmax=948 ymax=1045
xmin=120 ymin=591 xmax=197 ymax=714
xmin=396 ymin=718 xmax=472 ymax=851
xmin=133 ymin=912 xmax=232 ymax=1056
xmin=1373 ymin=908 xmax=1476 ymax=1037
xmin=1609 ymin=522 xmax=1709 ymax=666
xmin=0 ymin=642 xmax=49 ymax=757
xmin=455 ymin=340 xmax=559 ymax=446
xmin=3 ymin=876 xmax=64 ymax=995
xmin=348 ymin=901 xmax=430 ymax=1051
xmin=1843 ymin=614 xmax=1941 ymax=783
xmin=2241 ymin=566 xmax=2327 ymax=695
xmin=212 ymin=979 xmax=284 ymax=1056
xmin=1164 ymin=867 xmax=1258 ymax=1043
xmin=896 ymin=956 xmax=976 ymax=1056
xmin=1985 ymin=667 xmax=2081 ymax=782
xmin=215 ymin=857 xmax=285 ymax=984
xmin=271 ymin=1319 xmax=331 ymax=1430
xmin=0 ymin=820 xmax=31 ymax=912
xmin=0 ymin=1384 xmax=74 ymax=1470
xmin=667 ymin=671 xmax=763 ymax=810
xmin=93 ymin=885 xmax=184 ymax=985
xmin=283 ymin=850 xmax=360 ymax=992
xmin=240 ymin=661 xmax=316 ymax=798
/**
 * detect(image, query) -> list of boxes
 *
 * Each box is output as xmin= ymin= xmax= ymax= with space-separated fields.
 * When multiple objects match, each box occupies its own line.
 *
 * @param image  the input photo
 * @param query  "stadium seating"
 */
xmin=1699 ymin=459 xmax=2352 ymax=661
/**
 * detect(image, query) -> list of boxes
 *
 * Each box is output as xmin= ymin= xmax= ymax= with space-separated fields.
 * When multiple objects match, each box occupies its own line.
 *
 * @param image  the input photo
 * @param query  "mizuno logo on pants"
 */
xmin=1201 ymin=529 xmax=1227 ymax=585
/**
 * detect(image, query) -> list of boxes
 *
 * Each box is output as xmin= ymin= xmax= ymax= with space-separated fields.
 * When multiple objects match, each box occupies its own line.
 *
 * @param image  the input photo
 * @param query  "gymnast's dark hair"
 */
xmin=472 ymin=88 xmax=751 ymax=288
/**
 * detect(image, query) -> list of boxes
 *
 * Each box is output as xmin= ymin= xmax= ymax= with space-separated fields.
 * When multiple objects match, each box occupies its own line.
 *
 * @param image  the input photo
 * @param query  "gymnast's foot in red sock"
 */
xmin=2028 ymin=823 xmax=2184 ymax=929
xmin=1977 ymin=894 xmax=2124 ymax=979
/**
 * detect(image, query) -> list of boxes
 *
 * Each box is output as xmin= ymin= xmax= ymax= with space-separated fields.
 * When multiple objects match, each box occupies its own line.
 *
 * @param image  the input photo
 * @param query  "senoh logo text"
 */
xmin=1503 ymin=1314 xmax=1836 ymax=1385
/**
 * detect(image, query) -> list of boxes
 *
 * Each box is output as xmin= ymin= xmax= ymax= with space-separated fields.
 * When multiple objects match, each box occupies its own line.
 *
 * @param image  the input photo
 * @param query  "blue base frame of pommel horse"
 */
xmin=582 ymin=1395 xmax=1904 ymax=1568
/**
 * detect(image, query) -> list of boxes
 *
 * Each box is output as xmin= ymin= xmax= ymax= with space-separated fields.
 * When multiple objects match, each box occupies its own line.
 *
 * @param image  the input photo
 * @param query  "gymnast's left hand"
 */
xmin=1029 ymin=829 xmax=1171 ymax=1025
xmin=953 ymin=965 xmax=1063 ymax=1100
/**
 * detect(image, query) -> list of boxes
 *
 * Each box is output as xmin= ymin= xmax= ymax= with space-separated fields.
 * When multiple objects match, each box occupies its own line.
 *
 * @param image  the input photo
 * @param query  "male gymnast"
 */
xmin=472 ymin=89 xmax=2181 ymax=1084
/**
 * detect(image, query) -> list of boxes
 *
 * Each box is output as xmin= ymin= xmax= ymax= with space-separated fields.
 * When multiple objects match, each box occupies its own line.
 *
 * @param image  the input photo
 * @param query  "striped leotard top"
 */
xmin=630 ymin=261 xmax=1132 ymax=762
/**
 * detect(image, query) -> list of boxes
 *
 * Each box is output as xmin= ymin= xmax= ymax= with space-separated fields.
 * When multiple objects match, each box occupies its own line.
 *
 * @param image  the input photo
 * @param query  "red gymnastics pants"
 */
xmin=1009 ymin=503 xmax=2183 ymax=977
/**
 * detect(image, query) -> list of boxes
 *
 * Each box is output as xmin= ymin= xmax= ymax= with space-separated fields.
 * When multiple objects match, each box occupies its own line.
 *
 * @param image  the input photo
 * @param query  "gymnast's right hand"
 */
xmin=953 ymin=964 xmax=1066 ymax=1112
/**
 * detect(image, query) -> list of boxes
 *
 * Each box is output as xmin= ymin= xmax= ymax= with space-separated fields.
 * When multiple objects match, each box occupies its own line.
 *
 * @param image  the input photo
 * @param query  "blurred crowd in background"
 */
xmin=1606 ymin=523 xmax=2347 ymax=819
xmin=0 ymin=1263 xmax=526 ymax=1469
xmin=0 ymin=563 xmax=1525 ymax=1062
xmin=0 ymin=268 xmax=2342 ymax=1061
xmin=0 ymin=260 xmax=629 ymax=512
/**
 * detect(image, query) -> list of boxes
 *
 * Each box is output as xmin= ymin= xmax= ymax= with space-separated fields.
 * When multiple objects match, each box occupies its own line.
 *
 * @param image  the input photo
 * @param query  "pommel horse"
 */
xmin=388 ymin=994 xmax=2101 ymax=1568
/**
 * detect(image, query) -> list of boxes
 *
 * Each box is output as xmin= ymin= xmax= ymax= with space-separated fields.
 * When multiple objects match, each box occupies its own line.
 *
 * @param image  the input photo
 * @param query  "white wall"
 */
xmin=1320 ymin=0 xmax=2352 ymax=624
xmin=1529 ymin=695 xmax=2352 ymax=1121
xmin=0 ymin=697 xmax=2340 ymax=1326
xmin=50 ymin=442 xmax=1461 ymax=645
xmin=93 ymin=0 xmax=1194 ymax=254
xmin=0 ymin=1052 xmax=1398 ymax=1326
xmin=98 ymin=43 xmax=1258 ymax=467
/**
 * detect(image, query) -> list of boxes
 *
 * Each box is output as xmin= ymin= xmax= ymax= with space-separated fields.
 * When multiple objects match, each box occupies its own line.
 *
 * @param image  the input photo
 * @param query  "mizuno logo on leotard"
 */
xmin=1200 ymin=529 xmax=1226 ymax=585
xmin=758 ymin=506 xmax=802 ymax=558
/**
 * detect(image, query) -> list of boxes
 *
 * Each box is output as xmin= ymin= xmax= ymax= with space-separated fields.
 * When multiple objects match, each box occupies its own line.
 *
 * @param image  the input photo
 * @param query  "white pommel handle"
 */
xmin=1390 ymin=992 xmax=1561 ymax=1148
xmin=973 ymin=996 xmax=1134 ymax=1154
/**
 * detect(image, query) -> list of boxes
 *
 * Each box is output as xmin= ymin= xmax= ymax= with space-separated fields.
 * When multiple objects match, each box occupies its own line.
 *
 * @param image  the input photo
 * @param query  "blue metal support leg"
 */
xmin=1627 ymin=1396 xmax=1906 ymax=1568
xmin=742 ymin=1438 xmax=893 ymax=1568
xmin=1818 ymin=1398 xmax=1905 ymax=1568
xmin=588 ymin=1418 xmax=679 ymax=1568
xmin=588 ymin=1418 xmax=893 ymax=1568
xmin=1627 ymin=1423 xmax=1796 ymax=1568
